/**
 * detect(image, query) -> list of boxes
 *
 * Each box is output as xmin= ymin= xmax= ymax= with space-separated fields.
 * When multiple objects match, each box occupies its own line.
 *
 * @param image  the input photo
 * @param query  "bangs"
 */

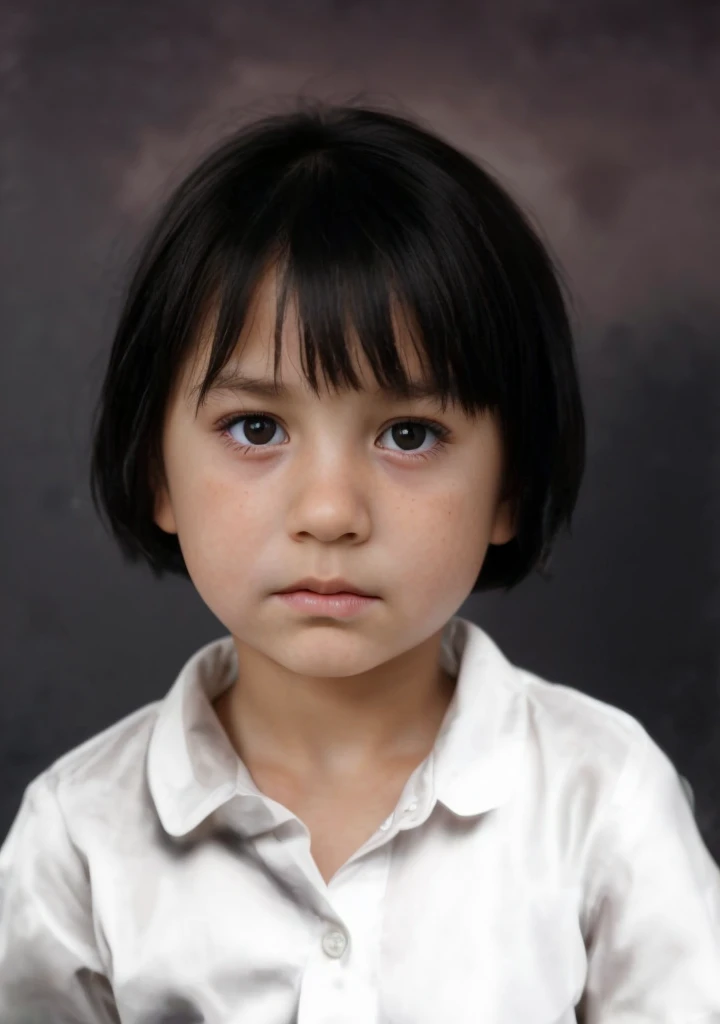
xmin=188 ymin=154 xmax=505 ymax=421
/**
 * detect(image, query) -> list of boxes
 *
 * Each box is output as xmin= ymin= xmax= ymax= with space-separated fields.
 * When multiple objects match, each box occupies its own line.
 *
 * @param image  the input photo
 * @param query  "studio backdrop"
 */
xmin=1 ymin=0 xmax=719 ymax=859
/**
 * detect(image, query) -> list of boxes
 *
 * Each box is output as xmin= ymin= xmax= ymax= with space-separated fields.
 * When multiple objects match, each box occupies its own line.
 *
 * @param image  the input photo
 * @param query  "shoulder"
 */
xmin=515 ymin=664 xmax=652 ymax=771
xmin=0 ymin=703 xmax=165 ymax=987
xmin=30 ymin=699 xmax=163 ymax=847
xmin=47 ymin=698 xmax=161 ymax=782
xmin=505 ymin=661 xmax=684 ymax=841
xmin=462 ymin=618 xmax=652 ymax=788
xmin=507 ymin=661 xmax=696 ymax=865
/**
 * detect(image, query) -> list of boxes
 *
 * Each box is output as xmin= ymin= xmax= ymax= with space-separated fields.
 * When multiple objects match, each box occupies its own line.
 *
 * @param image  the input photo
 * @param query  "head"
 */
xmin=90 ymin=100 xmax=585 ymax=676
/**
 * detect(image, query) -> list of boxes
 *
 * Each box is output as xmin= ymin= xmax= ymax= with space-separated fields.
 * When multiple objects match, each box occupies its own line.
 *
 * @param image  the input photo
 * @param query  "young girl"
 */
xmin=1 ymin=100 xmax=718 ymax=1023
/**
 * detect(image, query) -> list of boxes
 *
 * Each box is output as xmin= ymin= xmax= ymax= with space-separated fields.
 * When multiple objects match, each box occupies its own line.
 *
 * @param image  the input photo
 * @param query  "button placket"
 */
xmin=379 ymin=797 xmax=418 ymax=835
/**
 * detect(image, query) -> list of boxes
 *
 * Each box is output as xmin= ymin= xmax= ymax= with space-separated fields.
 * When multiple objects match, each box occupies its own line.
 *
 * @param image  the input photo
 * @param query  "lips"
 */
xmin=276 ymin=577 xmax=375 ymax=597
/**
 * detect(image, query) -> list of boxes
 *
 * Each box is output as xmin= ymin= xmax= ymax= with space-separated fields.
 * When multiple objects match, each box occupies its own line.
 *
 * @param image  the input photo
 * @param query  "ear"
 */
xmin=489 ymin=497 xmax=517 ymax=546
xmin=151 ymin=464 xmax=178 ymax=535
xmin=153 ymin=489 xmax=178 ymax=535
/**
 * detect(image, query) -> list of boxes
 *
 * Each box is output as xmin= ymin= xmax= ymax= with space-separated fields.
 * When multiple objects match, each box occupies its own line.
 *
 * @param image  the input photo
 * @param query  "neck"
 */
xmin=213 ymin=633 xmax=457 ymax=783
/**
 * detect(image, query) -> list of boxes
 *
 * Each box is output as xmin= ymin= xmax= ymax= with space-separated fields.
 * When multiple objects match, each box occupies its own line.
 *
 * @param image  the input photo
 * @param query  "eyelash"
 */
xmin=215 ymin=411 xmax=452 ymax=463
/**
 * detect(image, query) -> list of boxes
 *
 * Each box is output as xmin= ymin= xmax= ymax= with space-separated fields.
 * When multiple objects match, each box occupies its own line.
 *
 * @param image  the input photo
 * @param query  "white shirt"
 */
xmin=1 ymin=614 xmax=719 ymax=1024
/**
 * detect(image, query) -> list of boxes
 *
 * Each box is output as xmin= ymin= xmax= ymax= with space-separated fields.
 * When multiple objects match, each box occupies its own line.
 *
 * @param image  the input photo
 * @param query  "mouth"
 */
xmin=275 ymin=578 xmax=376 ymax=598
xmin=274 ymin=589 xmax=378 ymax=618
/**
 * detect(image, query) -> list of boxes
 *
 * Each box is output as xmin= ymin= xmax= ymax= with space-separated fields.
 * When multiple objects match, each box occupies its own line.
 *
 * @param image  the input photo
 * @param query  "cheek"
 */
xmin=394 ymin=486 xmax=490 ymax=591
xmin=174 ymin=474 xmax=269 ymax=573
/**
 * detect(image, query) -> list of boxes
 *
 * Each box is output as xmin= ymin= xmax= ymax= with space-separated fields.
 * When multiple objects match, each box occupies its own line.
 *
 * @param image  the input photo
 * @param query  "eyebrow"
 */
xmin=191 ymin=369 xmax=446 ymax=405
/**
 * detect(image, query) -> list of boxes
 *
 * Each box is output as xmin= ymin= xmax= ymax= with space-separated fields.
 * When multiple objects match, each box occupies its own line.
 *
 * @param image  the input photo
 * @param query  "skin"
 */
xmin=153 ymin=269 xmax=516 ymax=789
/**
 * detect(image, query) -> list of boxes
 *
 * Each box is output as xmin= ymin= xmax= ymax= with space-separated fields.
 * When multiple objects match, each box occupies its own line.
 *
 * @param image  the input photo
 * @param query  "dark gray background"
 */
xmin=1 ymin=0 xmax=719 ymax=859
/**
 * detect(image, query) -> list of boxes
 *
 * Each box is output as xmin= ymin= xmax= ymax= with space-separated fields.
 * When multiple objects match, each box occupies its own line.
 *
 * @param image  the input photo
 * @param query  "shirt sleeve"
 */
xmin=581 ymin=729 xmax=720 ymax=1023
xmin=0 ymin=771 xmax=121 ymax=1024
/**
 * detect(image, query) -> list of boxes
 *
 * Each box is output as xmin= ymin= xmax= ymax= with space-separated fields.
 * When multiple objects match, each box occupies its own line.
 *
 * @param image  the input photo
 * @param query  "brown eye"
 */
xmin=235 ymin=416 xmax=282 ymax=447
xmin=217 ymin=412 xmax=451 ymax=462
xmin=387 ymin=422 xmax=433 ymax=452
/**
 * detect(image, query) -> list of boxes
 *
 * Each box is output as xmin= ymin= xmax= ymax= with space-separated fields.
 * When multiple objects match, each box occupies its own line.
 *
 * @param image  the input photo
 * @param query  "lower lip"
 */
xmin=275 ymin=590 xmax=378 ymax=617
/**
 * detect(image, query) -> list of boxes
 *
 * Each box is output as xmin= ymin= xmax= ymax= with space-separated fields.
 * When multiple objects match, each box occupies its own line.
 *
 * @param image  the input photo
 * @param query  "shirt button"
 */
xmin=405 ymin=801 xmax=417 ymax=813
xmin=322 ymin=929 xmax=347 ymax=958
xmin=379 ymin=815 xmax=392 ymax=831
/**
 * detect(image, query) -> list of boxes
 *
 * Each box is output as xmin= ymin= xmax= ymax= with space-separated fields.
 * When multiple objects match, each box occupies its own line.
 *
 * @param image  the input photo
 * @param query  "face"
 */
xmin=153 ymin=270 xmax=516 ymax=689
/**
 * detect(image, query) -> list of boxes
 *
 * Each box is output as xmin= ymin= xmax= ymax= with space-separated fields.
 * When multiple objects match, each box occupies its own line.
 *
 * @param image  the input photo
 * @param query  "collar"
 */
xmin=147 ymin=614 xmax=528 ymax=839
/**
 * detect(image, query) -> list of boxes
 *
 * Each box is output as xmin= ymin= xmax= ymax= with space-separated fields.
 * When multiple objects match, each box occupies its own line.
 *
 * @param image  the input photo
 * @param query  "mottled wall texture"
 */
xmin=1 ymin=1 xmax=719 ymax=856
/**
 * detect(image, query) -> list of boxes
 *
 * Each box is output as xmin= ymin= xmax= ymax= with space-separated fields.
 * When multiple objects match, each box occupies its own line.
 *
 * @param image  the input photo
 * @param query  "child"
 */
xmin=1 ymin=99 xmax=718 ymax=1023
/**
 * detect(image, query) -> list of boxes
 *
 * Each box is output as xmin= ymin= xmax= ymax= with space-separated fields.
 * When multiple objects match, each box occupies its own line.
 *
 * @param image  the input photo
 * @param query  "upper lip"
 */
xmin=276 ymin=577 xmax=376 ymax=597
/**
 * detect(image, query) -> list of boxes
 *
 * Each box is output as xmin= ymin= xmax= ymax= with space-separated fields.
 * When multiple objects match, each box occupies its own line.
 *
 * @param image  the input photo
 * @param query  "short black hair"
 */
xmin=89 ymin=98 xmax=586 ymax=593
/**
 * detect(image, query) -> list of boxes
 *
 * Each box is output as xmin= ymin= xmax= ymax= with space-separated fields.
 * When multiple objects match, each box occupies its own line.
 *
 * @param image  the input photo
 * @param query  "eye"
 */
xmin=216 ymin=412 xmax=452 ymax=463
